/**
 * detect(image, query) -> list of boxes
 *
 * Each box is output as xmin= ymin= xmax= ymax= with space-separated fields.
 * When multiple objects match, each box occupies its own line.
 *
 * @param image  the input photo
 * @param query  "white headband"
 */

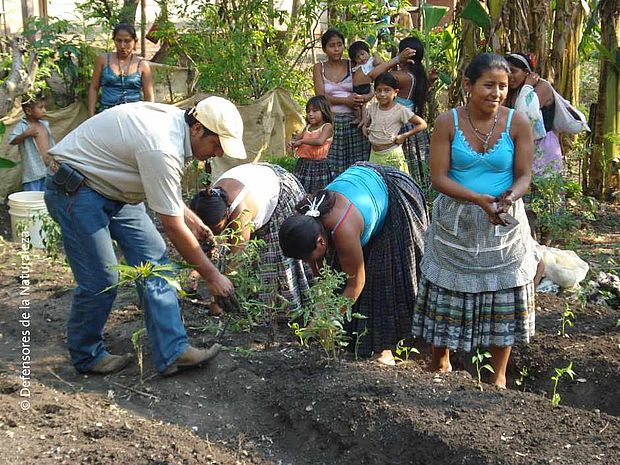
xmin=304 ymin=194 xmax=326 ymax=218
xmin=508 ymin=53 xmax=532 ymax=72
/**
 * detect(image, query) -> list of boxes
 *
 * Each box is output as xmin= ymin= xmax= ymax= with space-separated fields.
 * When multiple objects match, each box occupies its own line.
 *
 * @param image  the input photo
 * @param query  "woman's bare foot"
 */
xmin=375 ymin=349 xmax=396 ymax=366
xmin=430 ymin=346 xmax=452 ymax=372
xmin=489 ymin=373 xmax=507 ymax=389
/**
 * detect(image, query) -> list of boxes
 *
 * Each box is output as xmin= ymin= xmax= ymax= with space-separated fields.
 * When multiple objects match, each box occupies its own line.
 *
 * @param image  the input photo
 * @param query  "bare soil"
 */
xmin=0 ymin=204 xmax=618 ymax=465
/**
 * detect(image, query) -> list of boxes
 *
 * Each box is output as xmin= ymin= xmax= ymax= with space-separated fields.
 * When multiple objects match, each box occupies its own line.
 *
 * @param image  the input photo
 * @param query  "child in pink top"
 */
xmin=290 ymin=96 xmax=335 ymax=193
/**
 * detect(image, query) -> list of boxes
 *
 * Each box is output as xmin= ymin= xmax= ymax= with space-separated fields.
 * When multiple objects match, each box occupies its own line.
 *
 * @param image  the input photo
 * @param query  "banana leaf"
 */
xmin=461 ymin=0 xmax=491 ymax=29
xmin=0 ymin=158 xmax=17 ymax=169
xmin=422 ymin=4 xmax=450 ymax=33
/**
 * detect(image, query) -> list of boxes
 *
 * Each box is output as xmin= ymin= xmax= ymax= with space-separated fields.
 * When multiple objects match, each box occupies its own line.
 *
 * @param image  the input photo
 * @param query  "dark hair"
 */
xmin=279 ymin=190 xmax=336 ymax=259
xmin=113 ymin=22 xmax=138 ymax=41
xmin=279 ymin=215 xmax=324 ymax=259
xmin=348 ymin=41 xmax=370 ymax=65
xmin=465 ymin=53 xmax=510 ymax=84
xmin=189 ymin=188 xmax=229 ymax=227
xmin=398 ymin=37 xmax=429 ymax=117
xmin=374 ymin=72 xmax=399 ymax=90
xmin=306 ymin=95 xmax=332 ymax=125
xmin=184 ymin=108 xmax=216 ymax=137
xmin=505 ymin=53 xmax=532 ymax=72
xmin=321 ymin=29 xmax=345 ymax=49
xmin=21 ymin=92 xmax=44 ymax=112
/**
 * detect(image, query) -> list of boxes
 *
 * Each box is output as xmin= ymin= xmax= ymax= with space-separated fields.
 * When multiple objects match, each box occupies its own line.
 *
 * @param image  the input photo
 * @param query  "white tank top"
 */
xmin=216 ymin=164 xmax=280 ymax=230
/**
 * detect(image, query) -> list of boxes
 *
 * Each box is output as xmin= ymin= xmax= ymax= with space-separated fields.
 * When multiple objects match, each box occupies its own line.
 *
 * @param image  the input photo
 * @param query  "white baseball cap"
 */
xmin=192 ymin=96 xmax=247 ymax=159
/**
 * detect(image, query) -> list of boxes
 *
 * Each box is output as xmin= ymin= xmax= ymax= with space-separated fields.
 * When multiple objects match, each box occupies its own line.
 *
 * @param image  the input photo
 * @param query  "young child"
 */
xmin=362 ymin=72 xmax=427 ymax=174
xmin=290 ymin=95 xmax=334 ymax=193
xmin=349 ymin=41 xmax=383 ymax=125
xmin=8 ymin=94 xmax=55 ymax=191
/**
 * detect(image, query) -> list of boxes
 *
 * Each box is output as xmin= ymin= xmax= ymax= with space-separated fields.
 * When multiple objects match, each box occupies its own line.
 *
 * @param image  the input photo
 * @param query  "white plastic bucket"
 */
xmin=7 ymin=191 xmax=48 ymax=249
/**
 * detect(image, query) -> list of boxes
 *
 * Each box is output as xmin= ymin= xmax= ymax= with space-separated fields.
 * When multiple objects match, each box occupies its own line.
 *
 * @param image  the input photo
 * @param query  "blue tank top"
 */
xmin=395 ymin=96 xmax=415 ymax=112
xmin=326 ymin=166 xmax=389 ymax=246
xmin=99 ymin=54 xmax=143 ymax=109
xmin=448 ymin=108 xmax=515 ymax=198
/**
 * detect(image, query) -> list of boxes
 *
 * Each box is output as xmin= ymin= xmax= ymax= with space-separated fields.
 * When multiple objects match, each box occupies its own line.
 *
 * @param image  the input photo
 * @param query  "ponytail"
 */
xmin=398 ymin=37 xmax=429 ymax=117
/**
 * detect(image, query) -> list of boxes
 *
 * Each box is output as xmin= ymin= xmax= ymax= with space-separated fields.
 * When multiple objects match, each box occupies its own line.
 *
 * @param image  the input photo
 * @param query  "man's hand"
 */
xmin=207 ymin=272 xmax=234 ymax=297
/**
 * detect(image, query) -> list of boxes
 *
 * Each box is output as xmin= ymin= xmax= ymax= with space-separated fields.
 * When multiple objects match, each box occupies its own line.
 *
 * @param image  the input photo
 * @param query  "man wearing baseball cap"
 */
xmin=45 ymin=96 xmax=246 ymax=377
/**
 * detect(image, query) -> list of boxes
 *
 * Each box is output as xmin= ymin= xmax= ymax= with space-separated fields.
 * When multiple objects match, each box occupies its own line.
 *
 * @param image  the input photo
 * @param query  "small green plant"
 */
xmin=551 ymin=362 xmax=576 ymax=406
xmin=515 ymin=366 xmax=529 ymax=391
xmin=0 ymin=122 xmax=18 ymax=168
xmin=131 ymin=327 xmax=147 ymax=383
xmin=559 ymin=303 xmax=575 ymax=338
xmin=290 ymin=266 xmax=364 ymax=359
xmin=394 ymin=339 xmax=420 ymax=364
xmin=352 ymin=327 xmax=369 ymax=361
xmin=471 ymin=349 xmax=494 ymax=391
xmin=103 ymin=261 xmax=190 ymax=381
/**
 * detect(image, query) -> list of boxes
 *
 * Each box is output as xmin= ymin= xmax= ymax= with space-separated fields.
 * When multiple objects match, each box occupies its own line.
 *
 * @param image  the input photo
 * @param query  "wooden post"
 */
xmin=21 ymin=0 xmax=34 ymax=32
xmin=140 ymin=0 xmax=146 ymax=58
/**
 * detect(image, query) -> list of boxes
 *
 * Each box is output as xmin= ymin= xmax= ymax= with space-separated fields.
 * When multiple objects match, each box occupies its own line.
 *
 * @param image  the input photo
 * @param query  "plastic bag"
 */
xmin=542 ymin=247 xmax=589 ymax=288
xmin=552 ymin=88 xmax=590 ymax=134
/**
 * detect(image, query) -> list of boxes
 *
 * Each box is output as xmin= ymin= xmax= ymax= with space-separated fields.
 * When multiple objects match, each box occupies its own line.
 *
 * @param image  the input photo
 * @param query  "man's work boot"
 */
xmin=89 ymin=353 xmax=133 ymax=374
xmin=162 ymin=344 xmax=222 ymax=377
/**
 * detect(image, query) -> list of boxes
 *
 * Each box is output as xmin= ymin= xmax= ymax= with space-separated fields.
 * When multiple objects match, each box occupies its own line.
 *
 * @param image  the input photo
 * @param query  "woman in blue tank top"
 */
xmin=412 ymin=53 xmax=541 ymax=389
xmin=279 ymin=162 xmax=428 ymax=365
xmin=88 ymin=22 xmax=154 ymax=117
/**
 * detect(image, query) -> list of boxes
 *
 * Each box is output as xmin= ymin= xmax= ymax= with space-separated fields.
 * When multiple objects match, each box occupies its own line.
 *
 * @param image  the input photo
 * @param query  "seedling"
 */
xmin=471 ymin=349 xmax=494 ymax=391
xmin=559 ymin=303 xmax=575 ymax=338
xmin=352 ymin=327 xmax=369 ymax=361
xmin=515 ymin=366 xmax=529 ymax=391
xmin=102 ymin=261 xmax=191 ymax=381
xmin=551 ymin=362 xmax=576 ymax=406
xmin=16 ymin=211 xmax=64 ymax=262
xmin=290 ymin=266 xmax=365 ymax=359
xmin=131 ymin=328 xmax=147 ymax=383
xmin=394 ymin=339 xmax=420 ymax=364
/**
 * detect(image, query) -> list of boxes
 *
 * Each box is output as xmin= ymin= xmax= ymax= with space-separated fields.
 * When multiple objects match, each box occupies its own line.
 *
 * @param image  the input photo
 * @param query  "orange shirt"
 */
xmin=295 ymin=124 xmax=332 ymax=160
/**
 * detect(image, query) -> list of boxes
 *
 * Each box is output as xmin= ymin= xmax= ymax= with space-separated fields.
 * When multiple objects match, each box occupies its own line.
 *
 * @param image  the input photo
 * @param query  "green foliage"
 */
xmin=0 ymin=122 xmax=17 ymax=169
xmin=559 ymin=303 xmax=575 ymax=338
xmin=515 ymin=366 xmax=529 ymax=391
xmin=264 ymin=155 xmax=298 ymax=173
xmin=471 ymin=349 xmax=494 ymax=391
xmin=290 ymin=266 xmax=362 ymax=359
xmin=394 ymin=339 xmax=420 ymax=364
xmin=530 ymin=174 xmax=575 ymax=243
xmin=23 ymin=17 xmax=96 ymax=105
xmin=551 ymin=361 xmax=576 ymax=406
xmin=212 ymin=218 xmax=285 ymax=335
xmin=131 ymin=327 xmax=147 ymax=383
xmin=15 ymin=212 xmax=64 ymax=262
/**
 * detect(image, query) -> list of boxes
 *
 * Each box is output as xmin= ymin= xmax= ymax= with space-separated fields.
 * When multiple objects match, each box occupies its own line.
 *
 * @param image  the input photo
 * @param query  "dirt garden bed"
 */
xmin=0 ymin=204 xmax=618 ymax=465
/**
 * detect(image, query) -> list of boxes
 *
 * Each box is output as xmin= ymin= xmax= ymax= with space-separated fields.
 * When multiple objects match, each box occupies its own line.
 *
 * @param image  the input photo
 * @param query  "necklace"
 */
xmin=116 ymin=51 xmax=133 ymax=77
xmin=466 ymin=104 xmax=499 ymax=153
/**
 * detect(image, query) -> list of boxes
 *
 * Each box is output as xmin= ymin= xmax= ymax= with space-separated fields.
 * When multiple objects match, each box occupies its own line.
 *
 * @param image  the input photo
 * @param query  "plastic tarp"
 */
xmin=0 ymin=87 xmax=305 ymax=200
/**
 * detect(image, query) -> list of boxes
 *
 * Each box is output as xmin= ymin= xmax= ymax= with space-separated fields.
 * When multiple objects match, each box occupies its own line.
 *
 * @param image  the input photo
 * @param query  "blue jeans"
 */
xmin=23 ymin=177 xmax=46 ymax=191
xmin=44 ymin=178 xmax=188 ymax=372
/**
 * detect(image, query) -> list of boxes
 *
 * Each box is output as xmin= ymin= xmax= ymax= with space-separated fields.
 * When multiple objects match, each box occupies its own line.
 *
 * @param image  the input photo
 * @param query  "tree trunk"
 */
xmin=587 ymin=0 xmax=620 ymax=200
xmin=120 ymin=0 xmax=140 ymax=25
xmin=0 ymin=38 xmax=37 ymax=118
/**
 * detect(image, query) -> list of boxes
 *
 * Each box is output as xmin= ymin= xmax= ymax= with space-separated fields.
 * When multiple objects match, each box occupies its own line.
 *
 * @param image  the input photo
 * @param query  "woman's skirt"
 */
xmin=412 ymin=278 xmax=535 ymax=351
xmin=412 ymin=193 xmax=538 ymax=351
xmin=400 ymin=123 xmax=431 ymax=194
xmin=328 ymin=113 xmax=371 ymax=177
xmin=338 ymin=161 xmax=428 ymax=357
xmin=253 ymin=164 xmax=312 ymax=312
xmin=293 ymin=158 xmax=334 ymax=194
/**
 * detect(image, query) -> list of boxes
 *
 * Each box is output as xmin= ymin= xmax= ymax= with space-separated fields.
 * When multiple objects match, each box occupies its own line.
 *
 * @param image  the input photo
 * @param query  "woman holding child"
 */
xmin=313 ymin=29 xmax=414 ymax=176
xmin=412 ymin=54 xmax=538 ymax=388
xmin=279 ymin=162 xmax=428 ymax=365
